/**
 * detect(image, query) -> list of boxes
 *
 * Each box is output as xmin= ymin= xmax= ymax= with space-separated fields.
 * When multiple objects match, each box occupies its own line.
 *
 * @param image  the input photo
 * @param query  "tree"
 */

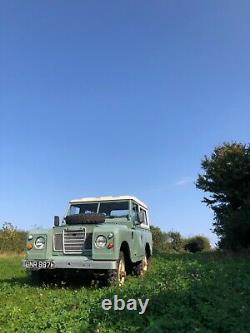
xmin=196 ymin=142 xmax=250 ymax=250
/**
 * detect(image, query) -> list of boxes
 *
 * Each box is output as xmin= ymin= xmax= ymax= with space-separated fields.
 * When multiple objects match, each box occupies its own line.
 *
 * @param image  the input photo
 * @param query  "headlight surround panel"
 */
xmin=95 ymin=235 xmax=107 ymax=248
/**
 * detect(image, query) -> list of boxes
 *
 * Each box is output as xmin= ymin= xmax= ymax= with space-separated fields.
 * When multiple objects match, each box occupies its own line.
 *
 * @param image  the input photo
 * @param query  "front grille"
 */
xmin=63 ymin=228 xmax=86 ymax=254
xmin=53 ymin=230 xmax=92 ymax=253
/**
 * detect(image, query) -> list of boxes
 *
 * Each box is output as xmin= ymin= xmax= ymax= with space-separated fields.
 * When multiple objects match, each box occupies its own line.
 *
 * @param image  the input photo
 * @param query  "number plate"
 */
xmin=25 ymin=260 xmax=55 ymax=269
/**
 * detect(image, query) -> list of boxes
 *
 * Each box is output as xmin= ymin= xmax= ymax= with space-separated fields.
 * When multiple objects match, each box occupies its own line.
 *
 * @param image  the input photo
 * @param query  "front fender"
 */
xmin=25 ymin=228 xmax=52 ymax=260
xmin=92 ymin=225 xmax=132 ymax=261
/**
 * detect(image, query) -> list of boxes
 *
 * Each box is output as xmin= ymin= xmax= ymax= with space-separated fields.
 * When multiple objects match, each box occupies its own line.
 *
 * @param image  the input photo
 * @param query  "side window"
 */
xmin=131 ymin=202 xmax=139 ymax=222
xmin=139 ymin=208 xmax=148 ymax=226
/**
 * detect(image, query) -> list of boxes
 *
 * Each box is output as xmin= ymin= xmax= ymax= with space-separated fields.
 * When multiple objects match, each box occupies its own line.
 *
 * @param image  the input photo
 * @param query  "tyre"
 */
xmin=132 ymin=253 xmax=149 ymax=276
xmin=105 ymin=251 xmax=126 ymax=286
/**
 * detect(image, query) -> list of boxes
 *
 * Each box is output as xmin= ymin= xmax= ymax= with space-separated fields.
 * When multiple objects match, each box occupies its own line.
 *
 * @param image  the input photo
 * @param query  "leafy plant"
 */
xmin=151 ymin=226 xmax=185 ymax=253
xmin=0 ymin=222 xmax=27 ymax=253
xmin=184 ymin=235 xmax=211 ymax=253
xmin=1 ymin=252 xmax=250 ymax=333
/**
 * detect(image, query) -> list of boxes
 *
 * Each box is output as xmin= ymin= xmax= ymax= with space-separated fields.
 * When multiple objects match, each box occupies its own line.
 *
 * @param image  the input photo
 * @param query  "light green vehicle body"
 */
xmin=22 ymin=196 xmax=152 ymax=272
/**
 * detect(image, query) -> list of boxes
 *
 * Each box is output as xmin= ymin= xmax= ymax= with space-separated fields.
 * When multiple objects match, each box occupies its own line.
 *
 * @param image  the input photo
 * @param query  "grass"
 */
xmin=0 ymin=252 xmax=250 ymax=332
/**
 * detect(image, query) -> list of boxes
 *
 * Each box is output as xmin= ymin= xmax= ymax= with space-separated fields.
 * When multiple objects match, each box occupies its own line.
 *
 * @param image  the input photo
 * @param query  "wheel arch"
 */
xmin=120 ymin=241 xmax=132 ymax=271
xmin=120 ymin=241 xmax=131 ymax=260
xmin=145 ymin=243 xmax=151 ymax=258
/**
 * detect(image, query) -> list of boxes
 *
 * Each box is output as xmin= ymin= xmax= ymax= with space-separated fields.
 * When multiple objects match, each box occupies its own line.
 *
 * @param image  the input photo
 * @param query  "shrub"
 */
xmin=151 ymin=226 xmax=186 ymax=253
xmin=167 ymin=231 xmax=184 ymax=252
xmin=0 ymin=222 xmax=27 ymax=254
xmin=184 ymin=236 xmax=211 ymax=253
xmin=150 ymin=225 xmax=170 ymax=253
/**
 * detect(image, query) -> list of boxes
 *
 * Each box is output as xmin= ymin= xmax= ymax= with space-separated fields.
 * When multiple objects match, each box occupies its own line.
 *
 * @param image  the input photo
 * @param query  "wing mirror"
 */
xmin=138 ymin=211 xmax=145 ymax=224
xmin=54 ymin=216 xmax=60 ymax=227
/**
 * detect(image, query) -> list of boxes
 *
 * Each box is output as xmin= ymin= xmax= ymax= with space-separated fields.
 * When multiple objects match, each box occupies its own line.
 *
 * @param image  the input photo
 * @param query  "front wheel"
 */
xmin=105 ymin=251 xmax=126 ymax=286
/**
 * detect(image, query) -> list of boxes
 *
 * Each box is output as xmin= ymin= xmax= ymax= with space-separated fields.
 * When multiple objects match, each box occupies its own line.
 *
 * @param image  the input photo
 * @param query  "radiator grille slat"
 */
xmin=53 ymin=231 xmax=92 ymax=253
xmin=63 ymin=228 xmax=86 ymax=254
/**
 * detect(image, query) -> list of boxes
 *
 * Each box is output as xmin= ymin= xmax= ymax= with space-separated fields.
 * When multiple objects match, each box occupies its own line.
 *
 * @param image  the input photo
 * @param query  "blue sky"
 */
xmin=1 ymin=1 xmax=250 ymax=246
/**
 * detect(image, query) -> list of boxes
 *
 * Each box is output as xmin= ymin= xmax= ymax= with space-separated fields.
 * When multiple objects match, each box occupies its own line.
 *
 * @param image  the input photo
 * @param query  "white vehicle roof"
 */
xmin=70 ymin=195 xmax=148 ymax=209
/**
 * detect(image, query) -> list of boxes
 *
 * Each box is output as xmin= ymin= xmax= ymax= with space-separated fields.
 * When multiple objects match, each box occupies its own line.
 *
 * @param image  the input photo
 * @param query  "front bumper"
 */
xmin=22 ymin=258 xmax=117 ymax=270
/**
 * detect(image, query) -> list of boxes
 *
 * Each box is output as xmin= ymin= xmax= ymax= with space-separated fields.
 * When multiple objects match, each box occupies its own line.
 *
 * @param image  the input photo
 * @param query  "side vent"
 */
xmin=53 ymin=234 xmax=63 ymax=251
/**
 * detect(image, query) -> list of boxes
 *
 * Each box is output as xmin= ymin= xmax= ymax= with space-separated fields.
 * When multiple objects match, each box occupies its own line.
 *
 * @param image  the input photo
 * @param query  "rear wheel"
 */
xmin=132 ymin=254 xmax=149 ymax=276
xmin=105 ymin=251 xmax=126 ymax=286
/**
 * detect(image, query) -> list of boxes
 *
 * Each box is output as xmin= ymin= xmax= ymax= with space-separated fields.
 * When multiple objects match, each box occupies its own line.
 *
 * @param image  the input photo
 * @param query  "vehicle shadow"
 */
xmin=0 ymin=270 xmax=105 ymax=289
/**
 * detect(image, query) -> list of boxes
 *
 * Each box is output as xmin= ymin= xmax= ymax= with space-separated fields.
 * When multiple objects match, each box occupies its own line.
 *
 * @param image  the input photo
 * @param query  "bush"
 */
xmin=167 ymin=231 xmax=184 ymax=252
xmin=151 ymin=226 xmax=187 ymax=253
xmin=184 ymin=236 xmax=211 ymax=253
xmin=151 ymin=225 xmax=212 ymax=253
xmin=150 ymin=225 xmax=170 ymax=253
xmin=0 ymin=222 xmax=27 ymax=254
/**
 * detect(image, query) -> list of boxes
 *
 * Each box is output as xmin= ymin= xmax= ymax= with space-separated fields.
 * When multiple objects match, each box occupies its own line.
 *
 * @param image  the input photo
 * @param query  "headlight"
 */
xmin=95 ymin=235 xmax=107 ymax=248
xmin=34 ymin=236 xmax=45 ymax=249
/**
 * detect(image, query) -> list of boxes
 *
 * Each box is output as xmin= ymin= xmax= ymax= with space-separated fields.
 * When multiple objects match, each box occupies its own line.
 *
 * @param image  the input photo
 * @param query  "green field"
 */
xmin=0 ymin=252 xmax=250 ymax=333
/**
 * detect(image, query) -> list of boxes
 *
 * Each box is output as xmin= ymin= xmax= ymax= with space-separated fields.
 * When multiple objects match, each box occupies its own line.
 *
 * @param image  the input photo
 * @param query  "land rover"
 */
xmin=22 ymin=195 xmax=153 ymax=285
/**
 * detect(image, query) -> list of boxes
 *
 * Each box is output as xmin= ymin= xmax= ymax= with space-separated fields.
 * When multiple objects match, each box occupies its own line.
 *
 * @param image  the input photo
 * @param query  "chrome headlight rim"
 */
xmin=34 ymin=236 xmax=46 ymax=250
xmin=95 ymin=235 xmax=107 ymax=248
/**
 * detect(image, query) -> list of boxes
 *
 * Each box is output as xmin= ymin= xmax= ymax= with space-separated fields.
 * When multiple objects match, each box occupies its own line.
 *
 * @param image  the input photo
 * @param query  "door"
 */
xmin=138 ymin=206 xmax=151 ymax=254
xmin=131 ymin=201 xmax=144 ymax=261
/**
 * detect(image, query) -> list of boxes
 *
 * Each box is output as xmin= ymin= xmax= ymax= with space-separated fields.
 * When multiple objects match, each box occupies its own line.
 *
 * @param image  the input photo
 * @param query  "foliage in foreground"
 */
xmin=196 ymin=142 xmax=250 ymax=250
xmin=0 ymin=252 xmax=250 ymax=333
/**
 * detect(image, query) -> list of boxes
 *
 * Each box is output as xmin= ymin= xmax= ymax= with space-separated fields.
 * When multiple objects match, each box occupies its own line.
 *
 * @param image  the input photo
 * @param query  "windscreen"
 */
xmin=68 ymin=203 xmax=98 ymax=215
xmin=99 ymin=201 xmax=129 ymax=218
xmin=67 ymin=201 xmax=129 ymax=219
